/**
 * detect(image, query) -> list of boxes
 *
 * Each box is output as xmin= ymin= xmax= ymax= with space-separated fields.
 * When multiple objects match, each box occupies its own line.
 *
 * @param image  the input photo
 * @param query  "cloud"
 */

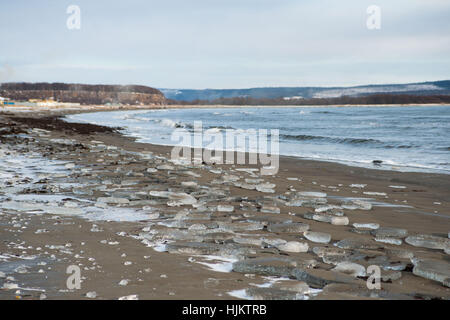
xmin=0 ymin=0 xmax=449 ymax=88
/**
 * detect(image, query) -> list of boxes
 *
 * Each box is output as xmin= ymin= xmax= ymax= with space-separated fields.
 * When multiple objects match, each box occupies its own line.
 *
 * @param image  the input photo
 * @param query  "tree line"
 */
xmin=167 ymin=94 xmax=450 ymax=106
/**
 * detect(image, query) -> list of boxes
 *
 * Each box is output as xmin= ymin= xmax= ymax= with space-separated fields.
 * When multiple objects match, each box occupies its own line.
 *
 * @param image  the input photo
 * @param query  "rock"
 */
xmin=167 ymin=193 xmax=197 ymax=206
xmin=335 ymin=238 xmax=382 ymax=250
xmin=381 ymin=270 xmax=402 ymax=282
xmin=353 ymin=223 xmax=379 ymax=230
xmin=234 ymin=182 xmax=256 ymax=190
xmin=2 ymin=283 xmax=19 ymax=290
xmin=233 ymin=236 xmax=263 ymax=246
xmin=314 ymin=205 xmax=341 ymax=213
xmin=342 ymin=200 xmax=372 ymax=211
xmin=166 ymin=242 xmax=255 ymax=257
xmin=255 ymin=184 xmax=275 ymax=193
xmin=188 ymin=224 xmax=207 ymax=231
xmin=331 ymin=216 xmax=349 ymax=226
xmin=303 ymin=213 xmax=332 ymax=223
xmin=373 ymin=227 xmax=408 ymax=238
xmin=218 ymin=221 xmax=265 ymax=232
xmin=382 ymin=261 xmax=408 ymax=271
xmin=149 ymin=191 xmax=172 ymax=198
xmin=332 ymin=262 xmax=366 ymax=277
xmin=118 ymin=294 xmax=139 ymax=300
xmin=276 ymin=241 xmax=309 ymax=253
xmin=374 ymin=236 xmax=402 ymax=246
xmin=385 ymin=248 xmax=414 ymax=259
xmin=217 ymin=205 xmax=234 ymax=212
xmin=267 ymin=222 xmax=310 ymax=233
xmin=181 ymin=181 xmax=197 ymax=188
xmin=405 ymin=234 xmax=450 ymax=250
xmin=363 ymin=192 xmax=387 ymax=196
xmin=65 ymin=163 xmax=75 ymax=169
xmin=86 ymin=291 xmax=97 ymax=298
xmin=156 ymin=164 xmax=174 ymax=170
xmin=312 ymin=247 xmax=350 ymax=258
xmin=260 ymin=206 xmax=280 ymax=214
xmin=350 ymin=227 xmax=372 ymax=235
xmin=349 ymin=184 xmax=366 ymax=189
xmin=287 ymin=198 xmax=327 ymax=207
xmin=97 ymin=197 xmax=129 ymax=204
xmin=118 ymin=279 xmax=129 ymax=286
xmin=313 ymin=246 xmax=365 ymax=265
xmin=232 ymin=257 xmax=296 ymax=277
xmin=297 ymin=191 xmax=327 ymax=198
xmin=246 ymin=215 xmax=292 ymax=226
xmin=261 ymin=237 xmax=288 ymax=247
xmin=412 ymin=259 xmax=450 ymax=287
xmin=291 ymin=268 xmax=358 ymax=288
xmin=304 ymin=231 xmax=331 ymax=244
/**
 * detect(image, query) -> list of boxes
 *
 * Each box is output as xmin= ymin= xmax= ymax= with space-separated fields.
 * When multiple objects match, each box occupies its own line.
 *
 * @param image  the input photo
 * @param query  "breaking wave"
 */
xmin=280 ymin=134 xmax=416 ymax=149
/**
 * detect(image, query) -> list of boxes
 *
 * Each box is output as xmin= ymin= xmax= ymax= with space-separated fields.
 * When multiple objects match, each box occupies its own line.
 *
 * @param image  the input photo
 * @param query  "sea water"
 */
xmin=65 ymin=105 xmax=450 ymax=174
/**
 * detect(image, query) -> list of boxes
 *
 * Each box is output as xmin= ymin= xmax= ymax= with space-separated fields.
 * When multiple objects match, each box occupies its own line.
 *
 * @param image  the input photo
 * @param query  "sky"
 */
xmin=0 ymin=0 xmax=449 ymax=89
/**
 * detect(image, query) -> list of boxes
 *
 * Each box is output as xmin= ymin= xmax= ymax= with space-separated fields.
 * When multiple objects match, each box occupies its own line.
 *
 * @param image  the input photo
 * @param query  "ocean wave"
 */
xmin=280 ymin=134 xmax=417 ymax=149
xmin=146 ymin=118 xmax=193 ymax=129
xmin=312 ymin=111 xmax=337 ymax=114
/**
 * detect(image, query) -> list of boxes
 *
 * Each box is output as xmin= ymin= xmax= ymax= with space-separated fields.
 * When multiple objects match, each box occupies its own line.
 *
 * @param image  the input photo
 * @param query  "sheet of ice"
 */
xmin=227 ymin=289 xmax=253 ymax=300
xmin=194 ymin=255 xmax=238 ymax=273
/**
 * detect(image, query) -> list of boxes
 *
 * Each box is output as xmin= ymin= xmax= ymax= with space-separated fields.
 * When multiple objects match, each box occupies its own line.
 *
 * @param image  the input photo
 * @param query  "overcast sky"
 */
xmin=0 ymin=0 xmax=449 ymax=89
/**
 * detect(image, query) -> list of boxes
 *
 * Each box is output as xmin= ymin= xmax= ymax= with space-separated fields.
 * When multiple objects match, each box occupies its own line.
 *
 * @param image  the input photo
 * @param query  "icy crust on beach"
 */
xmin=0 ymin=118 xmax=449 ymax=300
xmin=0 ymin=143 xmax=153 ymax=222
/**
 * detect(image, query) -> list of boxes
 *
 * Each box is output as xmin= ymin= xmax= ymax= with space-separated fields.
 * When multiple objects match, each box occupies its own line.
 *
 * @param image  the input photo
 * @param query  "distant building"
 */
xmin=0 ymin=96 xmax=14 ymax=105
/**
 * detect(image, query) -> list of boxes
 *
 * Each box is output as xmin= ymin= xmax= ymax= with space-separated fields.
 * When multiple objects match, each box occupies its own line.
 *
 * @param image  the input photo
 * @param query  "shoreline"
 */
xmin=64 ymin=107 xmax=450 ymax=176
xmin=1 ymin=107 xmax=449 ymax=300
xmin=1 ymin=101 xmax=449 ymax=114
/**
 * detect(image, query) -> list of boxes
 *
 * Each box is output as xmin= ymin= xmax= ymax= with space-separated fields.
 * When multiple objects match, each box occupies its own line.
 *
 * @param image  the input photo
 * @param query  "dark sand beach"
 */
xmin=0 ymin=107 xmax=449 ymax=300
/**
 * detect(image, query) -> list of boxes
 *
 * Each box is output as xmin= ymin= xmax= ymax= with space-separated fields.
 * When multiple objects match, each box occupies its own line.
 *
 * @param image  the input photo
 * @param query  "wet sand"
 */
xmin=0 ymin=108 xmax=449 ymax=300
